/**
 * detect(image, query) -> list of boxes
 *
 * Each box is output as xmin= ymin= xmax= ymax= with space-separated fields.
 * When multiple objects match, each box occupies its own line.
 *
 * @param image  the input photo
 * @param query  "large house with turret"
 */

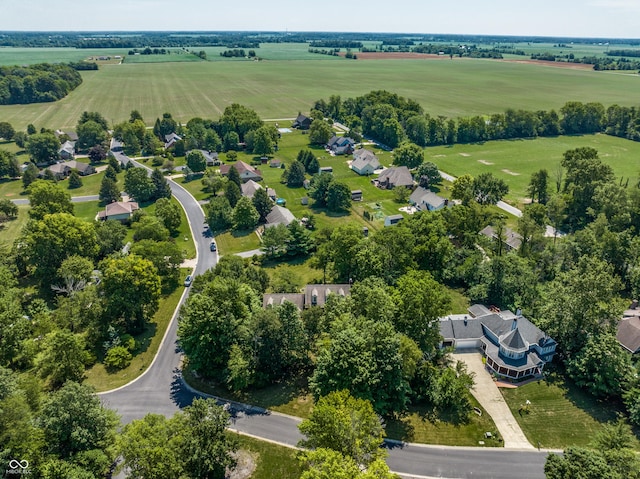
xmin=439 ymin=304 xmax=556 ymax=380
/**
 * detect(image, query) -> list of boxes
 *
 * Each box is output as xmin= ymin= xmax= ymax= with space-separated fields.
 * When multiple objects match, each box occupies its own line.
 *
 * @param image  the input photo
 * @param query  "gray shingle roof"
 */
xmin=265 ymin=205 xmax=296 ymax=228
xmin=377 ymin=166 xmax=413 ymax=188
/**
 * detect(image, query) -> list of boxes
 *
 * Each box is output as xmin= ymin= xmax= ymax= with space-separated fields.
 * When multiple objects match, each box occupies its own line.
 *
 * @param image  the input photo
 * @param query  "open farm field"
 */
xmin=1 ymin=55 xmax=639 ymax=130
xmin=122 ymin=50 xmax=202 ymax=63
xmin=0 ymin=47 xmax=130 ymax=66
xmin=426 ymin=133 xmax=640 ymax=206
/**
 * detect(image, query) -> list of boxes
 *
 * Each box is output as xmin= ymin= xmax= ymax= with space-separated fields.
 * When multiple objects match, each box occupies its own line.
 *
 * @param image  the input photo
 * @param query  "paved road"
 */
xmin=99 ymin=144 xmax=549 ymax=478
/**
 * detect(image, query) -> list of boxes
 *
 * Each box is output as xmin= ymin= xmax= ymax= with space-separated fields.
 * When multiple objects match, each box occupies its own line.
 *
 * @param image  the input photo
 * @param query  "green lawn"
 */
xmin=178 ymin=175 xmax=211 ymax=202
xmin=84 ymin=277 xmax=186 ymax=392
xmin=385 ymin=396 xmax=500 ymax=447
xmin=500 ymin=374 xmax=627 ymax=449
xmin=231 ymin=433 xmax=303 ymax=479
xmin=73 ymin=200 xmax=101 ymax=222
xmin=141 ymin=197 xmax=197 ymax=259
xmin=0 ymin=178 xmax=27 ymax=199
xmin=262 ymin=258 xmax=324 ymax=289
xmin=426 ymin=133 xmax=640 ymax=207
xmin=1 ymin=54 xmax=639 ymax=130
xmin=0 ymin=205 xmax=29 ymax=248
xmin=216 ymin=230 xmax=262 ymax=256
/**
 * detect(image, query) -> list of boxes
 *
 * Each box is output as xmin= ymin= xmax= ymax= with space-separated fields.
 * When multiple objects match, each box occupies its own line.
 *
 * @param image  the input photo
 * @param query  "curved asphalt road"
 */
xmin=100 ymin=143 xmax=549 ymax=478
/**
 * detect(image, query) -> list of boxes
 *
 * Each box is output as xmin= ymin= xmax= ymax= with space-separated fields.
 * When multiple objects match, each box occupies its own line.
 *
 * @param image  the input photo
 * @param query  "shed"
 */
xmin=351 ymin=189 xmax=363 ymax=201
xmin=384 ymin=214 xmax=404 ymax=227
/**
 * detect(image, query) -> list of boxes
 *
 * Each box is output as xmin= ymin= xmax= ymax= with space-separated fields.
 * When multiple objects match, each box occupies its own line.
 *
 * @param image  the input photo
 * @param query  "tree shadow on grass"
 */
xmin=132 ymin=322 xmax=157 ymax=356
xmin=384 ymin=415 xmax=416 ymax=443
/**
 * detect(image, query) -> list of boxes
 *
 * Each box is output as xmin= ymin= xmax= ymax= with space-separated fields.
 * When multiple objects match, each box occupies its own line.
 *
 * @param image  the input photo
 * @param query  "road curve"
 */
xmin=100 ymin=144 xmax=548 ymax=478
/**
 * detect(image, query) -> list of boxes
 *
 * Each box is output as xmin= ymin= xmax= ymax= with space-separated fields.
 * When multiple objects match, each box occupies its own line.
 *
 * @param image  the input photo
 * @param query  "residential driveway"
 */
xmin=452 ymin=351 xmax=534 ymax=450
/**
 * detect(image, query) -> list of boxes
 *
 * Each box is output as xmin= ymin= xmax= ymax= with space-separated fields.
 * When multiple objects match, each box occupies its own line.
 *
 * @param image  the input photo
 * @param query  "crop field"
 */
xmin=0 ymin=51 xmax=639 ymax=130
xmin=0 ymin=47 xmax=130 ymax=66
xmin=122 ymin=50 xmax=202 ymax=63
xmin=426 ymin=133 xmax=640 ymax=206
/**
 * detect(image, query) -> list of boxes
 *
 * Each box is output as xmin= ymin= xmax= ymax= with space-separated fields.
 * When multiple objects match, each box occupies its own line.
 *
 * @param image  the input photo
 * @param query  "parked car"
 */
xmin=184 ymin=275 xmax=193 ymax=287
xmin=210 ymin=241 xmax=217 ymax=252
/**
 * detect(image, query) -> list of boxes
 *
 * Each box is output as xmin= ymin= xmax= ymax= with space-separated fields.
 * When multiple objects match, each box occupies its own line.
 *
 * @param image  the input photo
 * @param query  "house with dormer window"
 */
xmin=439 ymin=304 xmax=556 ymax=380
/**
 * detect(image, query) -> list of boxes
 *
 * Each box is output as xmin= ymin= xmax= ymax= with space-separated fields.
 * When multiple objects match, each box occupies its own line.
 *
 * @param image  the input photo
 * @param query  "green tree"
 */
xmin=537 ymin=256 xmax=624 ymax=359
xmin=37 ymin=331 xmax=88 ymax=388
xmin=25 ymin=179 xmax=70 ymax=215
xmin=133 ymin=215 xmax=170 ymax=242
xmin=252 ymin=186 xmax=272 ymax=223
xmin=177 ymin=398 xmax=238 ymax=479
xmin=0 ymin=149 xmax=20 ymax=178
xmin=118 ymin=414 xmax=184 ymax=479
xmin=415 ymin=161 xmax=442 ymax=188
xmin=40 ymin=381 xmax=119 ymax=459
xmin=177 ymin=277 xmax=257 ymax=373
xmin=472 ymin=172 xmax=509 ymax=205
xmin=0 ymin=121 xmax=15 ymax=140
xmin=299 ymin=449 xmax=399 ymax=479
xmin=232 ymin=196 xmax=259 ymax=230
xmin=224 ymin=180 xmax=241 ymax=208
xmin=286 ymin=160 xmax=306 ymax=187
xmin=186 ymin=150 xmax=207 ymax=173
xmin=393 ymin=185 xmax=410 ymax=203
xmin=528 ymin=169 xmax=550 ymax=204
xmin=22 ymin=162 xmax=39 ymax=189
xmin=67 ymin=170 xmax=82 ymax=189
xmin=223 ymin=131 xmax=240 ymax=151
xmin=309 ymin=119 xmax=334 ymax=145
xmin=227 ymin=164 xmax=242 ymax=188
xmin=392 ymin=142 xmax=424 ymax=169
xmin=326 ymin=181 xmax=351 ymax=212
xmin=52 ymin=254 xmax=94 ymax=295
xmin=261 ymin=223 xmax=292 ymax=259
xmin=207 ymin=196 xmax=233 ymax=231
xmin=298 ymin=390 xmax=385 ymax=466
xmin=310 ymin=173 xmax=333 ymax=207
xmin=151 ymin=167 xmax=172 ymax=200
xmin=124 ymin=167 xmax=155 ymax=202
xmin=252 ymin=125 xmax=277 ymax=155
xmin=392 ymin=270 xmax=451 ymax=354
xmin=26 ymin=132 xmax=60 ymax=164
xmin=566 ymin=332 xmax=632 ymax=398
xmin=0 ymin=198 xmax=18 ymax=223
xmin=22 ymin=212 xmax=98 ymax=283
xmin=451 ymin=173 xmax=474 ymax=204
xmin=287 ymin=220 xmax=313 ymax=257
xmin=130 ymin=240 xmax=184 ymax=292
xmin=310 ymin=316 xmax=408 ymax=415
xmin=269 ymin=264 xmax=303 ymax=293
xmin=76 ymin=120 xmax=108 ymax=151
xmin=88 ymin=144 xmax=107 ymax=164
xmin=154 ymin=197 xmax=181 ymax=233
xmin=99 ymin=175 xmax=121 ymax=204
xmin=100 ymin=255 xmax=162 ymax=334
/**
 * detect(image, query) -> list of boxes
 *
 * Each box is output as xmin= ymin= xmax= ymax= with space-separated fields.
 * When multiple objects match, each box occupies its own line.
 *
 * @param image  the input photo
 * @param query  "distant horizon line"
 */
xmin=0 ymin=30 xmax=639 ymax=42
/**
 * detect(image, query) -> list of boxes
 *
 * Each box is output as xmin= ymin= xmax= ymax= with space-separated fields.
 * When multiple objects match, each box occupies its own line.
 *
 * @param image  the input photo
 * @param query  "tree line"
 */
xmin=312 ymin=90 xmax=640 ymax=148
xmin=0 ymin=63 xmax=83 ymax=105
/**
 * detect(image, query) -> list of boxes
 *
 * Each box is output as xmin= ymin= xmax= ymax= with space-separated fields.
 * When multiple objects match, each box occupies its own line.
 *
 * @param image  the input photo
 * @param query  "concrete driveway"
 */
xmin=453 ymin=351 xmax=533 ymax=450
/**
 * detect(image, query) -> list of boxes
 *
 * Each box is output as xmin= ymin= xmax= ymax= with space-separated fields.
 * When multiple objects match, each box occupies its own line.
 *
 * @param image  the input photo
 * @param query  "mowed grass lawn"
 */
xmin=216 ymin=230 xmax=262 ymax=256
xmin=500 ymin=374 xmax=628 ymax=449
xmin=0 ymin=205 xmax=29 ymax=248
xmin=2 ymin=55 xmax=639 ymax=130
xmin=231 ymin=433 xmax=303 ymax=479
xmin=84 ymin=272 xmax=187 ymax=392
xmin=427 ymin=133 xmax=640 ymax=207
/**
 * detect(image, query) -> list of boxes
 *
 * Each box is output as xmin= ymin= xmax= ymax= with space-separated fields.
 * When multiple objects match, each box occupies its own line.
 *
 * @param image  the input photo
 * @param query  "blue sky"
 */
xmin=2 ymin=0 xmax=639 ymax=39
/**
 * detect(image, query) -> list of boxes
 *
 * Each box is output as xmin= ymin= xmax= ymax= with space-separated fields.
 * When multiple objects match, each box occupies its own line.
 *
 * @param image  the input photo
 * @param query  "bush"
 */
xmin=104 ymin=346 xmax=133 ymax=370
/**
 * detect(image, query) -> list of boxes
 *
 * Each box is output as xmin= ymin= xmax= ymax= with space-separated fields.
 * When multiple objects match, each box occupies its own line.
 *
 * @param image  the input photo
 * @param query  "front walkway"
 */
xmin=452 ymin=351 xmax=534 ymax=449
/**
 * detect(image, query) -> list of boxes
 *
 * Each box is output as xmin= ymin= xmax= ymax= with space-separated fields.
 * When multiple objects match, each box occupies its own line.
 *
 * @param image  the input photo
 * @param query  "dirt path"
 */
xmin=452 ymin=351 xmax=533 ymax=450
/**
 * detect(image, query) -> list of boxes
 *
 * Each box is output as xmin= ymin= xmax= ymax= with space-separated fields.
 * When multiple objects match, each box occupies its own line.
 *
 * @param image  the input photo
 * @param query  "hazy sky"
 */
xmin=2 ymin=0 xmax=638 ymax=39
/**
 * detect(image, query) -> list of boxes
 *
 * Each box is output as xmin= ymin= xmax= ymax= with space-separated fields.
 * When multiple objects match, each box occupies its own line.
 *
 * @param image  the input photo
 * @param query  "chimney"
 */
xmin=511 ymin=318 xmax=518 ymax=331
xmin=516 ymin=308 xmax=522 ymax=317
xmin=463 ymin=315 xmax=468 ymax=326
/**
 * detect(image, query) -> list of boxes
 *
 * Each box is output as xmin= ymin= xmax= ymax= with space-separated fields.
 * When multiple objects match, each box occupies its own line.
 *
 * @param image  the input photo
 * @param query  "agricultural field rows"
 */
xmin=1 ymin=52 xmax=639 ymax=130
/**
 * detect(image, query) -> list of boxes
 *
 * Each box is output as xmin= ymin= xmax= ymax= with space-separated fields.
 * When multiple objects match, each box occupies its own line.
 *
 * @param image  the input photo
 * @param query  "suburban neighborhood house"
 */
xmin=440 ymin=304 xmax=557 ymax=380
xmin=263 ymin=284 xmax=352 ymax=309
xmin=241 ymin=180 xmax=276 ymax=200
xmin=479 ymin=225 xmax=523 ymax=252
xmin=164 ymin=132 xmax=182 ymax=150
xmin=409 ymin=186 xmax=449 ymax=212
xmin=97 ymin=201 xmax=139 ymax=222
xmin=264 ymin=204 xmax=296 ymax=229
xmin=374 ymin=166 xmax=413 ymax=189
xmin=327 ymin=135 xmax=355 ymax=155
xmin=617 ymin=301 xmax=640 ymax=353
xmin=220 ymin=161 xmax=263 ymax=182
xmin=59 ymin=140 xmax=76 ymax=159
xmin=190 ymin=149 xmax=219 ymax=167
xmin=42 ymin=160 xmax=96 ymax=180
xmin=292 ymin=113 xmax=312 ymax=130
xmin=351 ymin=148 xmax=381 ymax=175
